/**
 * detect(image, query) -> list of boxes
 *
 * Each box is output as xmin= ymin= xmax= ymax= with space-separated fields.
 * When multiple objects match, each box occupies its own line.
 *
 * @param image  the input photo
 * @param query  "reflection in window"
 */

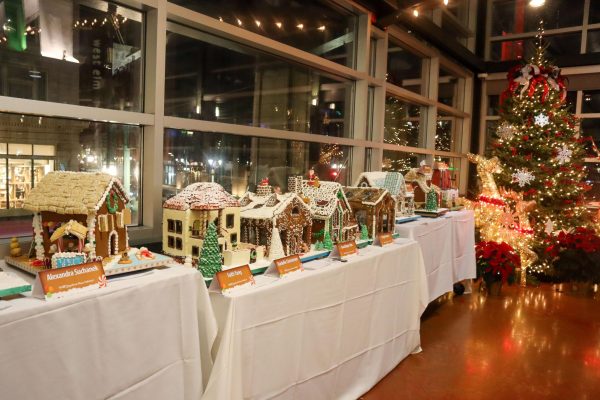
xmin=490 ymin=33 xmax=581 ymax=62
xmin=584 ymin=162 xmax=600 ymax=202
xmin=387 ymin=44 xmax=424 ymax=95
xmin=438 ymin=68 xmax=460 ymax=107
xmin=163 ymin=129 xmax=351 ymax=200
xmin=0 ymin=113 xmax=141 ymax=239
xmin=384 ymin=96 xmax=423 ymax=148
xmin=436 ymin=115 xmax=462 ymax=153
xmin=165 ymin=25 xmax=352 ymax=138
xmin=582 ymin=91 xmax=600 ymax=114
xmin=435 ymin=156 xmax=461 ymax=189
xmin=0 ymin=0 xmax=143 ymax=111
xmin=382 ymin=151 xmax=420 ymax=174
xmin=587 ymin=30 xmax=600 ymax=54
xmin=168 ymin=0 xmax=357 ymax=67
xmin=581 ymin=119 xmax=600 ymax=157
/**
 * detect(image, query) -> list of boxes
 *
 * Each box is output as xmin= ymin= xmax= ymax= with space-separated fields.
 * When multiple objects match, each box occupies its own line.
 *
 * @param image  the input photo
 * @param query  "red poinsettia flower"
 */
xmin=476 ymin=241 xmax=521 ymax=283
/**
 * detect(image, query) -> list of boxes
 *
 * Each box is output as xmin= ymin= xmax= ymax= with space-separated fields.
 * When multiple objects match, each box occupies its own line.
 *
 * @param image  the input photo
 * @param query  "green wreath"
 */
xmin=106 ymin=192 xmax=119 ymax=214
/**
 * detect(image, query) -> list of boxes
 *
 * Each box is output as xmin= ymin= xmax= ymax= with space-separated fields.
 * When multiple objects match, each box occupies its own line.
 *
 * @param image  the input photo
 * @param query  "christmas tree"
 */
xmin=425 ymin=190 xmax=438 ymax=211
xmin=269 ymin=227 xmax=285 ymax=260
xmin=359 ymin=224 xmax=369 ymax=240
xmin=198 ymin=221 xmax=222 ymax=278
xmin=491 ymin=27 xmax=590 ymax=260
xmin=322 ymin=230 xmax=334 ymax=250
xmin=383 ymin=97 xmax=421 ymax=172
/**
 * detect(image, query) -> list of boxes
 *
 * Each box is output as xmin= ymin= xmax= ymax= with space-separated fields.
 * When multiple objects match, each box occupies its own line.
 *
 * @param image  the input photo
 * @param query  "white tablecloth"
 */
xmin=395 ymin=211 xmax=476 ymax=302
xmin=0 ymin=263 xmax=217 ymax=400
xmin=395 ymin=217 xmax=454 ymax=303
xmin=446 ymin=210 xmax=477 ymax=282
xmin=203 ymin=240 xmax=428 ymax=400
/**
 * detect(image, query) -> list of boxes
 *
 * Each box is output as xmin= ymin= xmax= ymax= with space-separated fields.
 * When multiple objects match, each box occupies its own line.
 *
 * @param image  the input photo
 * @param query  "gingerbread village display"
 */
xmin=344 ymin=187 xmax=397 ymax=239
xmin=5 ymin=171 xmax=172 ymax=276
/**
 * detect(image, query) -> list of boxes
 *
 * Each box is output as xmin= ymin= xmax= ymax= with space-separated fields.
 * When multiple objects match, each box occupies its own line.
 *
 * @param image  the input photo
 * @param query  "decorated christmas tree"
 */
xmin=198 ymin=221 xmax=222 ymax=278
xmin=491 ymin=27 xmax=590 ymax=258
xmin=269 ymin=227 xmax=285 ymax=260
xmin=359 ymin=224 xmax=369 ymax=240
xmin=322 ymin=230 xmax=334 ymax=250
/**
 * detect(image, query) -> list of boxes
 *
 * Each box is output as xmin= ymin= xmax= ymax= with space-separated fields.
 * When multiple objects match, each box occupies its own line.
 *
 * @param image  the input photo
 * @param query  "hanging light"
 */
xmin=529 ymin=0 xmax=545 ymax=7
xmin=318 ymin=25 xmax=325 ymax=31
xmin=275 ymin=22 xmax=282 ymax=29
xmin=255 ymin=20 xmax=261 ymax=27
xmin=297 ymin=23 xmax=304 ymax=30
xmin=236 ymin=18 xmax=242 ymax=26
xmin=443 ymin=0 xmax=449 ymax=5
xmin=413 ymin=9 xmax=419 ymax=17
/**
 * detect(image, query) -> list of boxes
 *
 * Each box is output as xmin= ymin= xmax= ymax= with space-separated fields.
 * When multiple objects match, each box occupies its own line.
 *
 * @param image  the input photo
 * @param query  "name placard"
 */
xmin=377 ymin=232 xmax=394 ymax=247
xmin=33 ymin=261 xmax=106 ymax=300
xmin=215 ymin=265 xmax=255 ymax=293
xmin=274 ymin=255 xmax=303 ymax=277
xmin=337 ymin=241 xmax=358 ymax=258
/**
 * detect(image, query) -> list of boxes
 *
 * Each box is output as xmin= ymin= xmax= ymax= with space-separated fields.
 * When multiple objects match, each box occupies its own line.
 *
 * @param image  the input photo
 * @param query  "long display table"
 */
xmin=0 ymin=263 xmax=217 ymax=400
xmin=395 ymin=210 xmax=476 ymax=303
xmin=202 ymin=239 xmax=428 ymax=400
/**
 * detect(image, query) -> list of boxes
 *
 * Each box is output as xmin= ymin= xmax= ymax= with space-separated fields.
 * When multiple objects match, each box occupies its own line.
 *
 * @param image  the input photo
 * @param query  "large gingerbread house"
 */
xmin=162 ymin=182 xmax=241 ymax=259
xmin=290 ymin=177 xmax=358 ymax=243
xmin=23 ymin=171 xmax=130 ymax=260
xmin=240 ymin=192 xmax=312 ymax=257
xmin=344 ymin=187 xmax=397 ymax=238
xmin=404 ymin=163 xmax=440 ymax=204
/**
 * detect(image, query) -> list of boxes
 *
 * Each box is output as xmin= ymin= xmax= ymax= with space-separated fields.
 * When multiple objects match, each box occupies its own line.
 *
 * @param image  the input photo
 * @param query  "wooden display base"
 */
xmin=414 ymin=208 xmax=449 ymax=218
xmin=6 ymin=248 xmax=175 ymax=277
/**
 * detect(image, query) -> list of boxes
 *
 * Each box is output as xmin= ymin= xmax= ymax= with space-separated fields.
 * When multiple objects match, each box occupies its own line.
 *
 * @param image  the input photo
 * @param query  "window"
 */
xmin=436 ymin=113 xmax=462 ymax=153
xmin=192 ymin=220 xmax=201 ymax=237
xmin=0 ymin=113 xmax=141 ymax=239
xmin=168 ymin=219 xmax=175 ymax=232
xmin=0 ymin=0 xmax=143 ymax=111
xmin=168 ymin=236 xmax=175 ymax=248
xmin=175 ymin=220 xmax=183 ymax=234
xmin=230 ymin=233 xmax=238 ymax=245
xmin=168 ymin=0 xmax=357 ymax=67
xmin=175 ymin=237 xmax=182 ymax=250
xmin=582 ymin=91 xmax=600 ymax=114
xmin=192 ymin=246 xmax=199 ymax=257
xmin=226 ymin=214 xmax=235 ymax=229
xmin=291 ymin=207 xmax=300 ymax=216
xmin=438 ymin=68 xmax=461 ymax=107
xmin=382 ymin=151 xmax=421 ymax=174
xmin=587 ymin=30 xmax=600 ymax=54
xmin=384 ymin=97 xmax=425 ymax=148
xmin=387 ymin=43 xmax=425 ymax=95
xmin=165 ymin=25 xmax=353 ymax=138
xmin=490 ymin=34 xmax=581 ymax=62
xmin=163 ymin=129 xmax=351 ymax=199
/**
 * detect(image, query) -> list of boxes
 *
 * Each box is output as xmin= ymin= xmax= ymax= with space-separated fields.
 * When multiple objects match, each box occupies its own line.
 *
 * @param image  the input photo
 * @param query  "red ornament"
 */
xmin=522 ymin=135 xmax=529 ymax=141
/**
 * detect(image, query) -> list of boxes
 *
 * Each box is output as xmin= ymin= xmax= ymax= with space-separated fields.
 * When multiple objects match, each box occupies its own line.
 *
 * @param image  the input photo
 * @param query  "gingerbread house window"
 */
xmin=167 ymin=219 xmax=175 ymax=232
xmin=98 ymin=215 xmax=109 ymax=232
xmin=226 ymin=214 xmax=235 ymax=228
xmin=192 ymin=246 xmax=199 ymax=257
xmin=115 ymin=212 xmax=124 ymax=228
xmin=230 ymin=233 xmax=238 ymax=244
xmin=175 ymin=237 xmax=182 ymax=250
xmin=192 ymin=220 xmax=201 ymax=237
xmin=168 ymin=236 xmax=175 ymax=248
xmin=175 ymin=220 xmax=183 ymax=234
xmin=291 ymin=206 xmax=300 ymax=216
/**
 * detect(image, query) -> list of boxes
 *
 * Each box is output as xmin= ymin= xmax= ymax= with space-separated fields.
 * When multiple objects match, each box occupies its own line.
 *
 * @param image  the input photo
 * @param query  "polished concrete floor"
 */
xmin=363 ymin=284 xmax=600 ymax=400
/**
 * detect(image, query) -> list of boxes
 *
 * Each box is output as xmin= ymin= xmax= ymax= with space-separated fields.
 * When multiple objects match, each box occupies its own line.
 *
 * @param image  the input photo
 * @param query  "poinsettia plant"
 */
xmin=545 ymin=227 xmax=600 ymax=283
xmin=476 ymin=241 xmax=520 ymax=285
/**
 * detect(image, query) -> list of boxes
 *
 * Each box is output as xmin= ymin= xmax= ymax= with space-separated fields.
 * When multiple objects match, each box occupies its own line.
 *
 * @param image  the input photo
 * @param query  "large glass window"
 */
xmin=384 ymin=96 xmax=425 ymax=148
xmin=168 ymin=0 xmax=357 ymax=67
xmin=163 ymin=129 xmax=351 ymax=200
xmin=436 ymin=113 xmax=462 ymax=153
xmin=0 ymin=113 xmax=141 ymax=239
xmin=387 ymin=43 xmax=425 ymax=95
xmin=587 ymin=30 xmax=600 ymax=54
xmin=490 ymin=0 xmax=584 ymax=36
xmin=582 ymin=91 xmax=600 ymax=114
xmin=382 ymin=151 xmax=421 ymax=174
xmin=165 ymin=25 xmax=352 ymax=138
xmin=438 ymin=67 xmax=461 ymax=107
xmin=0 ymin=0 xmax=143 ymax=111
xmin=490 ymin=33 xmax=581 ymax=62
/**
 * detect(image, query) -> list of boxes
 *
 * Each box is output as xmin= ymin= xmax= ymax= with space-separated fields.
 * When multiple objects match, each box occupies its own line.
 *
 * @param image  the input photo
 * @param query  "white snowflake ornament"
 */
xmin=497 ymin=122 xmax=516 ymax=140
xmin=555 ymin=144 xmax=572 ymax=165
xmin=512 ymin=169 xmax=535 ymax=187
xmin=534 ymin=113 xmax=550 ymax=127
xmin=544 ymin=220 xmax=554 ymax=235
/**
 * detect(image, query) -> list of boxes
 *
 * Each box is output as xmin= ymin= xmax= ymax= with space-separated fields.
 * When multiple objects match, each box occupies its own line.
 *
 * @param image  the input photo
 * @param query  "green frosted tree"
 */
xmin=198 ymin=221 xmax=222 ymax=278
xmin=322 ymin=230 xmax=334 ymax=250
xmin=360 ymin=224 xmax=369 ymax=240
xmin=425 ymin=190 xmax=438 ymax=211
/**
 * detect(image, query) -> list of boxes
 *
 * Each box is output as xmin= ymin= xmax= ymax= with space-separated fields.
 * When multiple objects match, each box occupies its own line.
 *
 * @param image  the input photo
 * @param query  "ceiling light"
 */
xmin=318 ymin=25 xmax=325 ymax=31
xmin=275 ymin=22 xmax=282 ymax=28
xmin=413 ymin=9 xmax=419 ymax=17
xmin=297 ymin=23 xmax=304 ymax=30
xmin=444 ymin=0 xmax=449 ymax=5
xmin=255 ymin=20 xmax=261 ymax=27
xmin=529 ymin=0 xmax=545 ymax=7
xmin=236 ymin=18 xmax=242 ymax=26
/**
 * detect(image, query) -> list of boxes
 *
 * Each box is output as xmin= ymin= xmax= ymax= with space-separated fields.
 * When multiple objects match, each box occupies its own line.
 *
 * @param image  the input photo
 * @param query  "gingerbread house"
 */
xmin=293 ymin=179 xmax=358 ymax=243
xmin=240 ymin=192 xmax=312 ymax=257
xmin=344 ymin=187 xmax=397 ymax=238
xmin=162 ymin=182 xmax=241 ymax=259
xmin=354 ymin=171 xmax=413 ymax=215
xmin=23 ymin=171 xmax=130 ymax=261
xmin=404 ymin=163 xmax=440 ymax=204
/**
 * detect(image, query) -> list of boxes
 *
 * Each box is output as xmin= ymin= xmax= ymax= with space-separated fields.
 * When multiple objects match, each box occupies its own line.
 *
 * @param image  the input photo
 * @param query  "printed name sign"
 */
xmin=32 ymin=261 xmax=107 ymax=300
xmin=274 ymin=255 xmax=303 ymax=277
xmin=336 ymin=240 xmax=358 ymax=258
xmin=377 ymin=233 xmax=394 ymax=246
xmin=214 ymin=265 xmax=255 ymax=293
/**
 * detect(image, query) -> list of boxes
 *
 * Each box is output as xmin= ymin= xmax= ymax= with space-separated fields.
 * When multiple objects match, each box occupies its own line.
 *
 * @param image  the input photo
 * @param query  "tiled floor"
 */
xmin=363 ymin=284 xmax=600 ymax=400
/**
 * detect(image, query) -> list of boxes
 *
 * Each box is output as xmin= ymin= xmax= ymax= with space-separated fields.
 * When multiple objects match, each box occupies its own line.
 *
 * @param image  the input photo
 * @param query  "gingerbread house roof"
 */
xmin=301 ymin=180 xmax=352 ymax=220
xmin=23 ymin=171 xmax=129 ymax=215
xmin=240 ymin=192 xmax=310 ymax=221
xmin=163 ymin=182 xmax=240 ymax=211
xmin=354 ymin=171 xmax=405 ymax=196
xmin=344 ymin=187 xmax=395 ymax=207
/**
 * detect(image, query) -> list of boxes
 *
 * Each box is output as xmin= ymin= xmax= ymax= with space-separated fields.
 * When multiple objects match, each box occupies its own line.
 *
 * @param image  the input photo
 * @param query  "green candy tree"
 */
xmin=359 ymin=224 xmax=369 ymax=240
xmin=322 ymin=230 xmax=334 ymax=250
xmin=198 ymin=221 xmax=222 ymax=278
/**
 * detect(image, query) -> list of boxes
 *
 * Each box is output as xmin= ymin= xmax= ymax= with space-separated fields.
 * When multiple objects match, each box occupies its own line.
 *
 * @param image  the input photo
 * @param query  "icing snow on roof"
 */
xmin=355 ymin=171 xmax=405 ymax=196
xmin=301 ymin=180 xmax=350 ymax=219
xmin=23 ymin=171 xmax=128 ymax=215
xmin=344 ymin=187 xmax=393 ymax=206
xmin=240 ymin=192 xmax=309 ymax=220
xmin=354 ymin=172 xmax=388 ymax=188
xmin=163 ymin=182 xmax=240 ymax=211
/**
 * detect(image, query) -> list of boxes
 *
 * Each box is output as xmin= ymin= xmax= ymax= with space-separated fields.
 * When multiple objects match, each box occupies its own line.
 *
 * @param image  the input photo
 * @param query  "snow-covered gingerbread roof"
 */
xmin=23 ymin=171 xmax=128 ymax=215
xmin=240 ymin=192 xmax=310 ymax=220
xmin=354 ymin=171 xmax=405 ymax=196
xmin=301 ymin=180 xmax=351 ymax=219
xmin=344 ymin=187 xmax=395 ymax=207
xmin=163 ymin=182 xmax=240 ymax=211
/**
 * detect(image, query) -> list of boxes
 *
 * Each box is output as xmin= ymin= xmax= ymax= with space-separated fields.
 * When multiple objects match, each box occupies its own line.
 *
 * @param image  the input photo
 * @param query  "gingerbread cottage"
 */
xmin=240 ymin=192 xmax=312 ymax=257
xmin=404 ymin=163 xmax=441 ymax=204
xmin=23 ymin=171 xmax=130 ymax=261
xmin=344 ymin=187 xmax=397 ymax=238
xmin=162 ymin=182 xmax=241 ymax=259
xmin=290 ymin=177 xmax=358 ymax=244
